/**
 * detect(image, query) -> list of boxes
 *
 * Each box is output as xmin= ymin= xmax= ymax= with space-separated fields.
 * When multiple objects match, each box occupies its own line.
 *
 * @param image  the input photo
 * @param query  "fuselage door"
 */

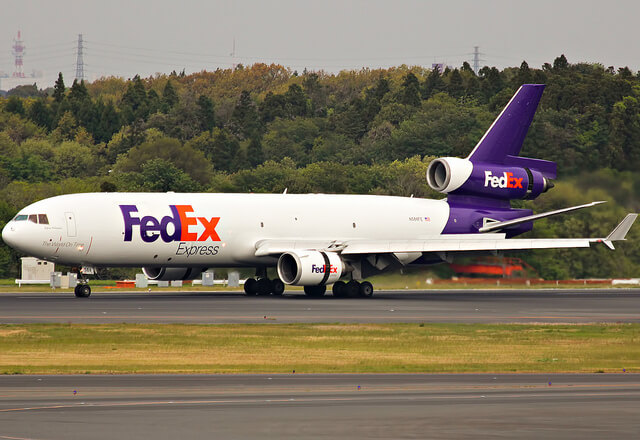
xmin=65 ymin=212 xmax=77 ymax=237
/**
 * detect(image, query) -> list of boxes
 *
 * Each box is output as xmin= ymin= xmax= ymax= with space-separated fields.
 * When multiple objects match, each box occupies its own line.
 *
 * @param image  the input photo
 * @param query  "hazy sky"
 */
xmin=1 ymin=0 xmax=638 ymax=86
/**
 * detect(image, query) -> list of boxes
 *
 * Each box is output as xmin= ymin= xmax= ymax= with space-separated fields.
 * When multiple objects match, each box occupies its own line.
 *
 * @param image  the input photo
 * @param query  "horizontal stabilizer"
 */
xmin=478 ymin=201 xmax=607 ymax=233
xmin=603 ymin=213 xmax=638 ymax=249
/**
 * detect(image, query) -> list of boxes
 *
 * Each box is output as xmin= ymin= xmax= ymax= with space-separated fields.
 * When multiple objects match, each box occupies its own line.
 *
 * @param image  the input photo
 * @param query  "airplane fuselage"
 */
xmin=2 ymin=192 xmax=451 ymax=267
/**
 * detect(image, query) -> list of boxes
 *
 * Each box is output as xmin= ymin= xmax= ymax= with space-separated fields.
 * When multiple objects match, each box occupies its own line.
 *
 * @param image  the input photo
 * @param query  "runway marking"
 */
xmin=0 ymin=435 xmax=41 ymax=440
xmin=1 ymin=385 xmax=639 ymax=413
xmin=0 ymin=315 xmax=638 ymax=323
xmin=2 ymin=382 xmax=640 ymax=399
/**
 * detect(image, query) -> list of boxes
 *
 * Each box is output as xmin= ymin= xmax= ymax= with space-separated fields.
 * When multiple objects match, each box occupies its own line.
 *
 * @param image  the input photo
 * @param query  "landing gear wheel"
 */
xmin=74 ymin=284 xmax=91 ymax=298
xmin=255 ymin=278 xmax=272 ymax=295
xmin=244 ymin=278 xmax=257 ymax=296
xmin=344 ymin=280 xmax=360 ymax=297
xmin=332 ymin=281 xmax=347 ymax=298
xmin=304 ymin=285 xmax=326 ymax=297
xmin=359 ymin=281 xmax=374 ymax=297
xmin=271 ymin=279 xmax=285 ymax=296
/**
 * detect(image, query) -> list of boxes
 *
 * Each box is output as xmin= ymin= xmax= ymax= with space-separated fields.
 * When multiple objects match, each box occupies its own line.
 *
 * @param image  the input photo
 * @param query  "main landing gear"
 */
xmin=244 ymin=278 xmax=285 ymax=296
xmin=332 ymin=280 xmax=374 ymax=298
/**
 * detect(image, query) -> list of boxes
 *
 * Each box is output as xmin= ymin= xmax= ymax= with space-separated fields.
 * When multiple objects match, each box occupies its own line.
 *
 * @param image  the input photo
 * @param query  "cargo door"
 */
xmin=65 ymin=212 xmax=77 ymax=237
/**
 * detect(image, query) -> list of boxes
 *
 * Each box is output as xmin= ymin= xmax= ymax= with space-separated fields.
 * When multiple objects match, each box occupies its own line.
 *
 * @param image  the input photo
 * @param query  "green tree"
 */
xmin=399 ymin=72 xmax=421 ymax=107
xmin=26 ymin=99 xmax=52 ymax=130
xmin=161 ymin=80 xmax=179 ymax=112
xmin=139 ymin=158 xmax=199 ymax=192
xmin=196 ymin=95 xmax=215 ymax=131
xmin=113 ymin=136 xmax=213 ymax=184
xmin=246 ymin=136 xmax=264 ymax=167
xmin=553 ymin=54 xmax=569 ymax=70
xmin=423 ymin=67 xmax=445 ymax=98
xmin=446 ymin=69 xmax=464 ymax=98
xmin=260 ymin=92 xmax=287 ymax=123
xmin=608 ymin=96 xmax=640 ymax=169
xmin=284 ymin=83 xmax=308 ymax=118
xmin=209 ymin=128 xmax=241 ymax=172
xmin=94 ymin=100 xmax=120 ymax=143
xmin=230 ymin=90 xmax=262 ymax=139
xmin=53 ymin=73 xmax=66 ymax=103
xmin=5 ymin=97 xmax=24 ymax=115
xmin=121 ymin=75 xmax=149 ymax=123
xmin=262 ymin=118 xmax=319 ymax=164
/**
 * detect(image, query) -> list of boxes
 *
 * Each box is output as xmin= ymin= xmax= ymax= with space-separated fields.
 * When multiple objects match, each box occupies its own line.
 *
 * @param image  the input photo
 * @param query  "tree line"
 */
xmin=0 ymin=55 xmax=638 ymax=279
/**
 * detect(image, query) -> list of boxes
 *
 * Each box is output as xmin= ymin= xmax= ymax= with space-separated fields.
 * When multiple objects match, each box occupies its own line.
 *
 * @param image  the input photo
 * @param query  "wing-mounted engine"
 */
xmin=277 ymin=250 xmax=345 ymax=286
xmin=427 ymin=157 xmax=554 ymax=201
xmin=143 ymin=266 xmax=207 ymax=281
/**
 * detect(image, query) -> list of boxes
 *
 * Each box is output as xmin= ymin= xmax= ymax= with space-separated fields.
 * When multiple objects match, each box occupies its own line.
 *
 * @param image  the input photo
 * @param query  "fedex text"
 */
xmin=120 ymin=205 xmax=221 ymax=243
xmin=484 ymin=171 xmax=523 ymax=189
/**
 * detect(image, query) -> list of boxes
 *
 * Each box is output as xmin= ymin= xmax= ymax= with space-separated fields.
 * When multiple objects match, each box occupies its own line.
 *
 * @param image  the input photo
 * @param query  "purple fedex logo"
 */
xmin=120 ymin=205 xmax=220 ymax=243
xmin=311 ymin=264 xmax=338 ymax=274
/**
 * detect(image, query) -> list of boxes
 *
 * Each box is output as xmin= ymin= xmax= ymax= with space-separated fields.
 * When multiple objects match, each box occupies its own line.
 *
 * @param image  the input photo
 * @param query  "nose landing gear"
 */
xmin=73 ymin=266 xmax=92 ymax=298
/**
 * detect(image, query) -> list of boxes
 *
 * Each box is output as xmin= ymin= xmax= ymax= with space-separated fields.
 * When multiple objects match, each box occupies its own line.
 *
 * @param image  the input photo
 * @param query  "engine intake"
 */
xmin=426 ymin=157 xmax=473 ymax=193
xmin=277 ymin=250 xmax=344 ymax=286
xmin=142 ymin=267 xmax=206 ymax=281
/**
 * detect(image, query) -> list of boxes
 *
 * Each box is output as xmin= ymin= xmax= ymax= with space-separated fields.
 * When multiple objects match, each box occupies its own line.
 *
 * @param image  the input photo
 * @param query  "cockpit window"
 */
xmin=14 ymin=214 xmax=49 ymax=224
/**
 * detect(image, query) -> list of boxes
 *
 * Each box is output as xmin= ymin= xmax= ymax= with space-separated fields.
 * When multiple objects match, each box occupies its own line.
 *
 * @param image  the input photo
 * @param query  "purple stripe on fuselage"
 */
xmin=442 ymin=204 xmax=533 ymax=238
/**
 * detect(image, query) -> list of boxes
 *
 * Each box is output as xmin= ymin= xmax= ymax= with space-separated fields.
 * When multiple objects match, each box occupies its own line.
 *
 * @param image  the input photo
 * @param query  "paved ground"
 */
xmin=0 ymin=374 xmax=638 ymax=440
xmin=0 ymin=288 xmax=639 ymax=323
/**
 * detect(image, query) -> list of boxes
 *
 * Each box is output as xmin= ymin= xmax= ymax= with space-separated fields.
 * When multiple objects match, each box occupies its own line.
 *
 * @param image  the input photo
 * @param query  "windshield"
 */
xmin=13 ymin=214 xmax=49 ymax=224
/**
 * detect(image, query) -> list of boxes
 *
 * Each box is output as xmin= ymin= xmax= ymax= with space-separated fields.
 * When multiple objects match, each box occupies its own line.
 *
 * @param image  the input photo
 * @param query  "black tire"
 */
xmin=271 ymin=279 xmax=285 ymax=296
xmin=344 ymin=280 xmax=360 ymax=297
xmin=256 ymin=278 xmax=272 ymax=295
xmin=304 ymin=285 xmax=326 ymax=297
xmin=359 ymin=281 xmax=374 ymax=297
xmin=332 ymin=281 xmax=347 ymax=297
xmin=244 ymin=278 xmax=257 ymax=296
xmin=75 ymin=284 xmax=91 ymax=298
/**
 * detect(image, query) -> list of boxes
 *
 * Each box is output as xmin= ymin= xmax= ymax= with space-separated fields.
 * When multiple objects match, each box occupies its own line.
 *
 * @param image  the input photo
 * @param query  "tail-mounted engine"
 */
xmin=427 ymin=157 xmax=554 ymax=201
xmin=277 ymin=250 xmax=345 ymax=286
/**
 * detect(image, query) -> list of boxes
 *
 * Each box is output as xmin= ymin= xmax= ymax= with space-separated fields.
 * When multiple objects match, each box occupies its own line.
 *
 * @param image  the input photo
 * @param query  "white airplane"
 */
xmin=2 ymin=85 xmax=637 ymax=298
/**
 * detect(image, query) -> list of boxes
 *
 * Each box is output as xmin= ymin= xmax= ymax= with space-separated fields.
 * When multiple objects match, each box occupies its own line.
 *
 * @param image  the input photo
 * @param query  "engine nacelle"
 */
xmin=142 ymin=267 xmax=206 ymax=281
xmin=277 ymin=250 xmax=345 ymax=286
xmin=427 ymin=157 xmax=553 ymax=200
xmin=426 ymin=157 xmax=474 ymax=193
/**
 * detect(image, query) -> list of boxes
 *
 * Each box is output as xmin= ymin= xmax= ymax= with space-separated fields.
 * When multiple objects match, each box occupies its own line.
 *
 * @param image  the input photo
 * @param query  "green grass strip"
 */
xmin=1 ymin=323 xmax=639 ymax=374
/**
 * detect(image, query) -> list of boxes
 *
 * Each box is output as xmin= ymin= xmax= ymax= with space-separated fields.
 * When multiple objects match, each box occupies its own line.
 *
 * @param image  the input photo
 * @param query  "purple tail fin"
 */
xmin=467 ymin=84 xmax=556 ymax=178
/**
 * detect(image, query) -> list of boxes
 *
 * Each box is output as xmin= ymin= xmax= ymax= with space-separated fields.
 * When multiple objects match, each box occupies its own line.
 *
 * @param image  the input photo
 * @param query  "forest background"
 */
xmin=0 ymin=54 xmax=638 ymax=280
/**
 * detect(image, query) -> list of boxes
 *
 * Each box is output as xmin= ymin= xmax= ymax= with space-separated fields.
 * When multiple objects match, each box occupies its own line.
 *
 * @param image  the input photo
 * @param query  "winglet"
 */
xmin=603 ymin=213 xmax=638 ymax=250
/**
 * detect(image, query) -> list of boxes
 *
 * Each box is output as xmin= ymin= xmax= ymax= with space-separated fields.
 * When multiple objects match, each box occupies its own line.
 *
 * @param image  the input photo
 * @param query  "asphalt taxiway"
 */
xmin=0 ymin=374 xmax=638 ymax=439
xmin=0 ymin=288 xmax=639 ymax=324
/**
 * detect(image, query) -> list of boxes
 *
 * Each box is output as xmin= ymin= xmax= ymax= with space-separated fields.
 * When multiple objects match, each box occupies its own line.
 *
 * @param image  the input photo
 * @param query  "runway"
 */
xmin=0 ymin=374 xmax=638 ymax=439
xmin=0 ymin=288 xmax=639 ymax=324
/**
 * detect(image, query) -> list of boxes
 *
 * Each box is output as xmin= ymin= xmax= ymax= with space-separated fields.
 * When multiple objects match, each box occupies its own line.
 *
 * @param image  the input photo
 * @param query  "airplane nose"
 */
xmin=1 ymin=222 xmax=15 ymax=248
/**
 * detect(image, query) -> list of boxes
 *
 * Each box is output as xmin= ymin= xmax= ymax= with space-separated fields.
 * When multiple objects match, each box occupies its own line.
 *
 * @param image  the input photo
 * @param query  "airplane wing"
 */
xmin=255 ymin=214 xmax=638 ymax=257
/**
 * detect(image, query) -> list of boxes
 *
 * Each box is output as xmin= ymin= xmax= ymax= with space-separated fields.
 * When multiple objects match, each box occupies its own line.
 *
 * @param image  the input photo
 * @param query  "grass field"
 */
xmin=0 ymin=323 xmax=638 ymax=374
